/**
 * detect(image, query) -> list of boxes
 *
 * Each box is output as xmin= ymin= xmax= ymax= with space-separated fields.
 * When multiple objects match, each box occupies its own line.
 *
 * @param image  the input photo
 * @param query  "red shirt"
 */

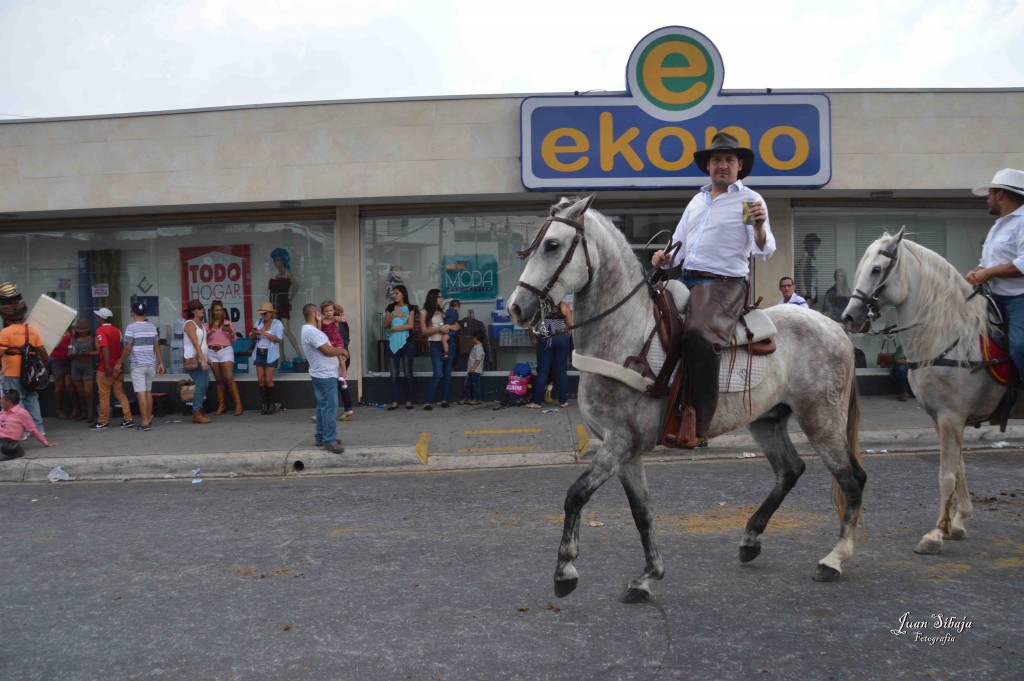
xmin=96 ymin=323 xmax=123 ymax=372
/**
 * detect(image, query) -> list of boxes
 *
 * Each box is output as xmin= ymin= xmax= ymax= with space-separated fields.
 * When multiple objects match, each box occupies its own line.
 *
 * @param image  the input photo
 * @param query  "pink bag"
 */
xmin=505 ymin=373 xmax=530 ymax=396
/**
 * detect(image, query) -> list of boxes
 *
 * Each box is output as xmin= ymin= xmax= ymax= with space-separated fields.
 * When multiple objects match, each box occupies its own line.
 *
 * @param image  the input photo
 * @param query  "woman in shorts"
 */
xmin=67 ymin=318 xmax=98 ymax=424
xmin=50 ymin=324 xmax=74 ymax=419
xmin=250 ymin=301 xmax=284 ymax=415
xmin=206 ymin=300 xmax=243 ymax=416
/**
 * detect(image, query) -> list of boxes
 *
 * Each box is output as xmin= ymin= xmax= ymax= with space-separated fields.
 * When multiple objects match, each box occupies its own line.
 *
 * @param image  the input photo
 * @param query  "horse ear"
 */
xmin=892 ymin=225 xmax=906 ymax=246
xmin=566 ymin=194 xmax=595 ymax=221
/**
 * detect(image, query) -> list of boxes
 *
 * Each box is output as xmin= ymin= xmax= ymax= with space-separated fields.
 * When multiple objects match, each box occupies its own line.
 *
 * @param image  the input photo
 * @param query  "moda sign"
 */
xmin=520 ymin=26 xmax=831 ymax=189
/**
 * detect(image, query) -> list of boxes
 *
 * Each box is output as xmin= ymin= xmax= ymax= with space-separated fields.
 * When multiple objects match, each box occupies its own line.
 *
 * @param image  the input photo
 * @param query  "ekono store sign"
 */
xmin=520 ymin=26 xmax=831 ymax=190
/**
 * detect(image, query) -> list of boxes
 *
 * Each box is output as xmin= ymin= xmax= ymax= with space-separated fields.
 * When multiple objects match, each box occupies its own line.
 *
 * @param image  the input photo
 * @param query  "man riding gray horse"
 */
xmin=650 ymin=132 xmax=775 ymax=447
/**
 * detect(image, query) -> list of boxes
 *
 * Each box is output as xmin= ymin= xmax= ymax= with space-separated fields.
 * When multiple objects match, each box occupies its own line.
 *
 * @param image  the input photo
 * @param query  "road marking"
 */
xmin=577 ymin=424 xmax=591 ymax=457
xmin=457 ymin=445 xmax=541 ymax=454
xmin=415 ymin=432 xmax=430 ymax=464
xmin=464 ymin=428 xmax=541 ymax=435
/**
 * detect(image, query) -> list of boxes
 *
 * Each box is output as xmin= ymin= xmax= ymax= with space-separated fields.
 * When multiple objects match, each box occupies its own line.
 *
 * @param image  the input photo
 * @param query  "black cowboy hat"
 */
xmin=693 ymin=132 xmax=755 ymax=180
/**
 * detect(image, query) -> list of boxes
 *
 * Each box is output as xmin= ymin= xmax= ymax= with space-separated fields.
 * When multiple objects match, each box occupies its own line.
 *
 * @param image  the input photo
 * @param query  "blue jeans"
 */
xmin=891 ymin=362 xmax=910 ymax=395
xmin=2 ymin=376 xmax=43 ymax=433
xmin=311 ymin=376 xmax=339 ymax=445
xmin=534 ymin=332 xmax=570 ymax=405
xmin=464 ymin=372 xmax=481 ymax=400
xmin=425 ymin=342 xmax=453 ymax=404
xmin=681 ymin=274 xmax=717 ymax=289
xmin=388 ymin=340 xmax=415 ymax=404
xmin=187 ymin=368 xmax=210 ymax=412
xmin=993 ymin=293 xmax=1024 ymax=381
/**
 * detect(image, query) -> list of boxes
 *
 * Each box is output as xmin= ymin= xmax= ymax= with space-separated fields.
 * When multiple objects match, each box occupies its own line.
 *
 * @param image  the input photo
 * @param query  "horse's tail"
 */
xmin=832 ymin=379 xmax=865 ymax=533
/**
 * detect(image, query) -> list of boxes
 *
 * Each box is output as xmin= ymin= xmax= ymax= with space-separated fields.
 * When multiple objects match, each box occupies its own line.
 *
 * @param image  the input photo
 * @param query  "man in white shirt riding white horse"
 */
xmin=966 ymin=168 xmax=1024 ymax=381
xmin=650 ymin=132 xmax=776 ymax=446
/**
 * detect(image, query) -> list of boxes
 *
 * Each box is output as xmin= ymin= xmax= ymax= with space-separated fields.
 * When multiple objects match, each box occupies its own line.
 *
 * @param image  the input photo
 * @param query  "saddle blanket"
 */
xmin=646 ymin=317 xmax=767 ymax=393
xmin=981 ymin=334 xmax=1011 ymax=386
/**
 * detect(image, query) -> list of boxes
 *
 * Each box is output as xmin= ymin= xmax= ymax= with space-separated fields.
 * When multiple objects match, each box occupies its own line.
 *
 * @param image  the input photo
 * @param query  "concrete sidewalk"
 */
xmin=1 ymin=394 xmax=1022 ymax=483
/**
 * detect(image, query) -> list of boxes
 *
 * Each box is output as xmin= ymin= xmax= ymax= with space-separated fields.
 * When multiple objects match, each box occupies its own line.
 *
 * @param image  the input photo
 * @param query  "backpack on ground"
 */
xmin=498 ymin=362 xmax=534 ymax=407
xmin=20 ymin=324 xmax=49 ymax=393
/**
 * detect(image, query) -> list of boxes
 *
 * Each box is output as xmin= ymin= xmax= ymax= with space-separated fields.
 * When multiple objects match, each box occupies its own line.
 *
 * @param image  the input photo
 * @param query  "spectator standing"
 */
xmin=91 ymin=307 xmax=134 ymax=430
xmin=458 ymin=330 xmax=486 ymax=405
xmin=115 ymin=302 xmax=165 ymax=431
xmin=421 ymin=288 xmax=457 ymax=410
xmin=442 ymin=299 xmax=461 ymax=361
xmin=777 ymin=276 xmax=809 ymax=307
xmin=51 ymin=325 xmax=73 ymax=419
xmin=300 ymin=303 xmax=347 ymax=454
xmin=0 ymin=312 xmax=48 ymax=436
xmin=250 ymin=301 xmax=284 ymax=415
xmin=68 ymin=318 xmax=98 ymax=423
xmin=0 ymin=389 xmax=58 ymax=460
xmin=526 ymin=299 xmax=573 ymax=409
xmin=334 ymin=303 xmax=354 ymax=420
xmin=317 ymin=300 xmax=354 ymax=422
xmin=182 ymin=299 xmax=212 ymax=424
xmin=384 ymin=285 xmax=415 ymax=410
xmin=206 ymin=300 xmax=243 ymax=416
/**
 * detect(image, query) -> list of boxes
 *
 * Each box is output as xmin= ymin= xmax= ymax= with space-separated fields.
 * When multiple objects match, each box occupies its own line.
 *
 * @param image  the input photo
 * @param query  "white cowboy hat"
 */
xmin=972 ymin=168 xmax=1024 ymax=198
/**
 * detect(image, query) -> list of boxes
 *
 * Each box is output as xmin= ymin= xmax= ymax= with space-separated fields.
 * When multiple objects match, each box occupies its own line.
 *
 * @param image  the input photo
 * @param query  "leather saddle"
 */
xmin=627 ymin=281 xmax=777 ymax=400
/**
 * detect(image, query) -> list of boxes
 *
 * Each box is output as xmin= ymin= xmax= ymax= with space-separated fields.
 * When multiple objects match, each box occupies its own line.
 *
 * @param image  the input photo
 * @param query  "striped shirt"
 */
xmin=124 ymin=320 xmax=160 ymax=367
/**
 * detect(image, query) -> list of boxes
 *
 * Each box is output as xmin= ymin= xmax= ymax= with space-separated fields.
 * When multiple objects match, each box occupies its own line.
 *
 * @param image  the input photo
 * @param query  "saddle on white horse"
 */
xmin=571 ymin=280 xmax=778 ymax=396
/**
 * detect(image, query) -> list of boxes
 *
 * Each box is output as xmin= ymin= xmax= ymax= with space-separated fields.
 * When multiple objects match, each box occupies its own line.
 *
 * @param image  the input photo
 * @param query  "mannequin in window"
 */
xmin=269 ymin=248 xmax=302 ymax=360
xmin=795 ymin=233 xmax=821 ymax=308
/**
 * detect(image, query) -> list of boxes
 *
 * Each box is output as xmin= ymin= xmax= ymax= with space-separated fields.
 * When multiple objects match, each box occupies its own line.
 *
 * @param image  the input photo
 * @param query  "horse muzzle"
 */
xmin=508 ymin=288 xmax=542 ymax=328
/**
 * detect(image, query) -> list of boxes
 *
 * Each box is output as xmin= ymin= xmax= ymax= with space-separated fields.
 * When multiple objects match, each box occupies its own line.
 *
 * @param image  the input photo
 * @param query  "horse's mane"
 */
xmin=550 ymin=196 xmax=646 ymax=285
xmin=868 ymin=233 xmax=988 ymax=362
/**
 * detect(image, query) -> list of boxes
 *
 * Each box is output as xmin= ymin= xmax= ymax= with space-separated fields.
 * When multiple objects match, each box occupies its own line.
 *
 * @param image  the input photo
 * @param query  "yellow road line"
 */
xmin=464 ymin=428 xmax=542 ymax=435
xmin=415 ymin=432 xmax=430 ymax=464
xmin=457 ymin=445 xmax=542 ymax=454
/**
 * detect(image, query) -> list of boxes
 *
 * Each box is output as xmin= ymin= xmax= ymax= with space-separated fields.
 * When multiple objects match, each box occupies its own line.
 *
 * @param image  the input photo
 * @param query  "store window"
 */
xmin=0 ymin=219 xmax=335 ymax=375
xmin=362 ymin=207 xmax=682 ymax=374
xmin=794 ymin=208 xmax=991 ymax=368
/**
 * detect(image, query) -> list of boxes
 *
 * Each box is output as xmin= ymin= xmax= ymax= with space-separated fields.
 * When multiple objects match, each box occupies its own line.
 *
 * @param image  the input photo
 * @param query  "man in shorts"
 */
xmin=115 ymin=302 xmax=165 ymax=431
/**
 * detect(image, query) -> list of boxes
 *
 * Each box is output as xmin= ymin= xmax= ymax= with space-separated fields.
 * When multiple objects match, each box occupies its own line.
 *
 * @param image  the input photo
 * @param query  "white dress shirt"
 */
xmin=980 ymin=205 xmax=1024 ymax=296
xmin=666 ymin=180 xmax=775 ymax=277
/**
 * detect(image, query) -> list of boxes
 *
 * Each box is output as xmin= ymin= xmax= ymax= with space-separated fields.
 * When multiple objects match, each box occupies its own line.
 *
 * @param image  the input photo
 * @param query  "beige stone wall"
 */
xmin=1 ymin=90 xmax=1022 ymax=215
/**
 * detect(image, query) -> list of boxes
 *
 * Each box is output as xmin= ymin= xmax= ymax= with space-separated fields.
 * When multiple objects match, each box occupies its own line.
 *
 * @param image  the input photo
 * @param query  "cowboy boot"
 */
xmin=684 ymin=344 xmax=721 ymax=448
xmin=214 ymin=384 xmax=227 ymax=415
xmin=230 ymin=383 xmax=244 ymax=416
xmin=259 ymin=386 xmax=268 ymax=415
xmin=192 ymin=409 xmax=212 ymax=424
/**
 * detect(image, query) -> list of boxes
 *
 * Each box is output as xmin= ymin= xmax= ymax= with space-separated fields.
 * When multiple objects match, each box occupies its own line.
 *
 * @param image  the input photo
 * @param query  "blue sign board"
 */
xmin=441 ymin=254 xmax=498 ymax=301
xmin=521 ymin=27 xmax=831 ymax=189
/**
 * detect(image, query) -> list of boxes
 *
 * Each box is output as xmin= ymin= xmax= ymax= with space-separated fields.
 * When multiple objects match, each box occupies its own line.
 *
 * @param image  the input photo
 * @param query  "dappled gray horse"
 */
xmin=843 ymin=228 xmax=1004 ymax=555
xmin=508 ymin=196 xmax=865 ymax=602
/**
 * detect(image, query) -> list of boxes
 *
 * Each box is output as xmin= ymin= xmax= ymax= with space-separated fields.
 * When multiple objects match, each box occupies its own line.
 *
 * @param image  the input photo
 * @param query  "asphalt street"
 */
xmin=1 ymin=451 xmax=1022 ymax=680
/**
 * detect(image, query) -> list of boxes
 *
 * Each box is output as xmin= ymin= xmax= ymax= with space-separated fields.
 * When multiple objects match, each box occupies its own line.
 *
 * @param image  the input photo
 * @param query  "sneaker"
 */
xmin=324 ymin=442 xmax=345 ymax=454
xmin=441 ymin=401 xmax=450 ymax=408
xmin=134 ymin=424 xmax=143 ymax=432
xmin=89 ymin=422 xmax=109 ymax=430
xmin=120 ymin=419 xmax=135 ymax=429
xmin=457 ymin=399 xmax=469 ymax=405
xmin=141 ymin=423 xmax=153 ymax=432
xmin=310 ymin=415 xmax=317 ymax=423
xmin=423 ymin=404 xmax=433 ymax=411
xmin=468 ymin=399 xmax=481 ymax=405
xmin=20 ymin=432 xmax=29 ymax=441
xmin=544 ymin=390 xmax=554 ymax=404
xmin=314 ymin=441 xmax=323 ymax=447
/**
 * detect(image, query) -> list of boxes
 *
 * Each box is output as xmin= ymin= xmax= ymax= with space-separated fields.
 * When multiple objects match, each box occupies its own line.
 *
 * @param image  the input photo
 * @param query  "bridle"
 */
xmin=516 ymin=213 xmax=594 ymax=316
xmin=849 ymin=242 xmax=900 ymax=321
xmin=514 ymin=211 xmax=660 ymax=338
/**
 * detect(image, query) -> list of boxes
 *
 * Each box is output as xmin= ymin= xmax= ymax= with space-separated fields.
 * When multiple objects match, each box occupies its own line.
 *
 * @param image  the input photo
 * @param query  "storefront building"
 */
xmin=1 ymin=27 xmax=1022 ymax=406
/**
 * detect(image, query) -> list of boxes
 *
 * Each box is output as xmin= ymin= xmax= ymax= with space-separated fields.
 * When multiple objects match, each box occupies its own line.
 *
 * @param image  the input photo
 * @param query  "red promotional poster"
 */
xmin=179 ymin=245 xmax=253 ymax=336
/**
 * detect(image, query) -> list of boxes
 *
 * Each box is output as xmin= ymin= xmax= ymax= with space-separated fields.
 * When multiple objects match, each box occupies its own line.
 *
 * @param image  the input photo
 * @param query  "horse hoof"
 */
xmin=914 ymin=539 xmax=943 ymax=555
xmin=738 ymin=545 xmax=761 ymax=563
xmin=945 ymin=528 xmax=966 ymax=541
xmin=553 ymin=578 xmax=578 ymax=599
xmin=619 ymin=587 xmax=650 ymax=604
xmin=813 ymin=564 xmax=841 ymax=582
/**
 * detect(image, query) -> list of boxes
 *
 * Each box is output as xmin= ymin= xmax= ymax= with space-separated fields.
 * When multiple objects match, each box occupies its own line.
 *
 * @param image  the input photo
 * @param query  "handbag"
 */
xmin=182 ymin=319 xmax=200 ymax=370
xmin=876 ymin=337 xmax=895 ymax=369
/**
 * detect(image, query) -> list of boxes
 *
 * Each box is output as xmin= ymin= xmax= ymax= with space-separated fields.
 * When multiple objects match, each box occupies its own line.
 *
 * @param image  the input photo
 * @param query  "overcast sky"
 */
xmin=1 ymin=0 xmax=1021 ymax=120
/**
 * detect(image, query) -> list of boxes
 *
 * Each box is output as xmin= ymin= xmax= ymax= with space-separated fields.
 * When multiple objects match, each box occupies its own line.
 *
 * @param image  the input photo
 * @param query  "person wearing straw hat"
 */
xmin=649 ymin=131 xmax=776 ymax=448
xmin=966 ymin=168 xmax=1024 ymax=381
xmin=250 ymin=301 xmax=284 ymax=415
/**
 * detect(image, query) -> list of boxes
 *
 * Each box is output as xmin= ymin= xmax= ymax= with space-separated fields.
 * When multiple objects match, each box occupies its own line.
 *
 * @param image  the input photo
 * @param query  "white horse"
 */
xmin=508 ymin=196 xmax=865 ymax=602
xmin=842 ymin=228 xmax=1005 ymax=555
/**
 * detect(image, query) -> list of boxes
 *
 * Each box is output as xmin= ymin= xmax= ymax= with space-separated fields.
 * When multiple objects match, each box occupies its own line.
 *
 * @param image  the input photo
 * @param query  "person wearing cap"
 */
xmin=0 ymin=305 xmax=49 ymax=436
xmin=966 ymin=168 xmax=1024 ymax=381
xmin=115 ymin=301 xmax=165 ymax=431
xmin=250 ymin=301 xmax=284 ymax=415
xmin=650 ymin=131 xmax=775 ymax=447
xmin=92 ymin=307 xmax=134 ymax=430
